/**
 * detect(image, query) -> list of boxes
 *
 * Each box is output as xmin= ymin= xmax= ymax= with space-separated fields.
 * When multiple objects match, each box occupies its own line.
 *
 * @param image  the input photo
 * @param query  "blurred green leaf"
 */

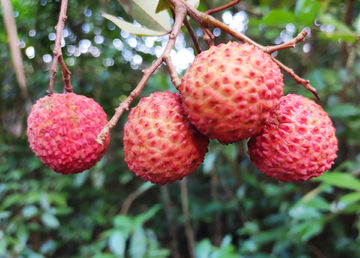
xmin=289 ymin=220 xmax=324 ymax=241
xmin=262 ymin=10 xmax=295 ymax=27
xmin=325 ymin=104 xmax=360 ymax=118
xmin=294 ymin=0 xmax=320 ymax=27
xmin=22 ymin=206 xmax=38 ymax=218
xmin=134 ymin=204 xmax=161 ymax=225
xmin=338 ymin=192 xmax=360 ymax=207
xmin=113 ymin=215 xmax=134 ymax=235
xmin=289 ymin=206 xmax=321 ymax=221
xmin=41 ymin=213 xmax=60 ymax=229
xmin=195 ymin=239 xmax=211 ymax=258
xmin=109 ymin=231 xmax=126 ymax=256
xmin=313 ymin=173 xmax=360 ymax=191
xmin=129 ymin=226 xmax=147 ymax=258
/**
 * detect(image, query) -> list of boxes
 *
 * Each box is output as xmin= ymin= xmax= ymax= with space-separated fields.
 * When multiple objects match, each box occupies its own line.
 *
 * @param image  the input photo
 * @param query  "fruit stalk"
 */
xmin=97 ymin=0 xmax=320 ymax=144
xmin=96 ymin=3 xmax=186 ymax=145
xmin=47 ymin=0 xmax=72 ymax=95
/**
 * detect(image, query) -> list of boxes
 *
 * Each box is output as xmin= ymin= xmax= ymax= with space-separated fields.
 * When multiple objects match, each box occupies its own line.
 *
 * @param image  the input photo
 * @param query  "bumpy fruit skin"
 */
xmin=247 ymin=94 xmax=338 ymax=182
xmin=123 ymin=91 xmax=209 ymax=184
xmin=180 ymin=42 xmax=284 ymax=144
xmin=27 ymin=93 xmax=110 ymax=174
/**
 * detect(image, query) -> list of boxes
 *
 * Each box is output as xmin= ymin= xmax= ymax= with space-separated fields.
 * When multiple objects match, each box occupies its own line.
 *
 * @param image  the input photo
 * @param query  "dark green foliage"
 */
xmin=1 ymin=0 xmax=360 ymax=257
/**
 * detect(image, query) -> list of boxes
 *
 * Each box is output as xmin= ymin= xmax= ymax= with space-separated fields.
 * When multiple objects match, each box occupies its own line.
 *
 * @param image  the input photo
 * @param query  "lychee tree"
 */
xmin=1 ymin=0 xmax=360 ymax=257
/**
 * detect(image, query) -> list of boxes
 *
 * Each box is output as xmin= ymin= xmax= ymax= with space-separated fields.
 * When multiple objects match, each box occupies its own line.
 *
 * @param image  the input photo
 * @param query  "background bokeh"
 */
xmin=1 ymin=0 xmax=360 ymax=257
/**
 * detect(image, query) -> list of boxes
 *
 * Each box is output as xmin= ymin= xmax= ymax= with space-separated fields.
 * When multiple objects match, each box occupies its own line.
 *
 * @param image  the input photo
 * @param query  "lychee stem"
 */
xmin=271 ymin=58 xmax=320 ymax=100
xmin=47 ymin=0 xmax=73 ymax=96
xmin=96 ymin=3 xmax=186 ymax=145
xmin=183 ymin=18 xmax=202 ymax=54
xmin=205 ymin=0 xmax=241 ymax=15
xmin=97 ymin=0 xmax=321 ymax=143
xmin=264 ymin=29 xmax=308 ymax=54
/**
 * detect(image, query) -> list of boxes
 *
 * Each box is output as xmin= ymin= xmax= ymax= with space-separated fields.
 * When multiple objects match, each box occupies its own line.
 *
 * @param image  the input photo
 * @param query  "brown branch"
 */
xmin=272 ymin=57 xmax=320 ymax=100
xmin=120 ymin=182 xmax=154 ymax=215
xmin=161 ymin=185 xmax=181 ymax=258
xmin=264 ymin=29 xmax=308 ymax=54
xmin=96 ymin=3 xmax=187 ymax=145
xmin=183 ymin=18 xmax=202 ymax=54
xmin=205 ymin=0 xmax=241 ymax=15
xmin=47 ymin=0 xmax=72 ymax=95
xmin=1 ymin=0 xmax=32 ymax=114
xmin=59 ymin=55 xmax=72 ymax=93
xmin=180 ymin=178 xmax=196 ymax=258
xmin=98 ymin=0 xmax=320 ymax=139
xmin=163 ymin=55 xmax=181 ymax=89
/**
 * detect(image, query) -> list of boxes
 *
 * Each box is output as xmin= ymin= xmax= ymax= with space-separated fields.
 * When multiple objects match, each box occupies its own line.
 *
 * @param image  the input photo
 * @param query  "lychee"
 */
xmin=179 ymin=42 xmax=284 ymax=144
xmin=27 ymin=93 xmax=110 ymax=174
xmin=123 ymin=91 xmax=209 ymax=184
xmin=247 ymin=94 xmax=338 ymax=182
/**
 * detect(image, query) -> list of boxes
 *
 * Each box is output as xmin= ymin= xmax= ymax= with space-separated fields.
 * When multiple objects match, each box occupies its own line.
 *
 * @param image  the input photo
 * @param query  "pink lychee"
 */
xmin=123 ymin=91 xmax=209 ymax=184
xmin=180 ymin=42 xmax=284 ymax=144
xmin=27 ymin=93 xmax=110 ymax=174
xmin=247 ymin=94 xmax=338 ymax=182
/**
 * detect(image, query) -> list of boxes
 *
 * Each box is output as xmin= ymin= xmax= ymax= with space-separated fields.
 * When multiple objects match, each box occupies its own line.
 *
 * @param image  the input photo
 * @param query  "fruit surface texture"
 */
xmin=180 ymin=42 xmax=284 ymax=144
xmin=247 ymin=94 xmax=338 ymax=182
xmin=123 ymin=91 xmax=209 ymax=184
xmin=27 ymin=93 xmax=110 ymax=174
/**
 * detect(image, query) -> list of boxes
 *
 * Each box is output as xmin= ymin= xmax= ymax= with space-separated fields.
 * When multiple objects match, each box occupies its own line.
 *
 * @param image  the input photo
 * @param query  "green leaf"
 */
xmin=113 ymin=215 xmax=133 ymax=231
xmin=117 ymin=0 xmax=171 ymax=32
xmin=102 ymin=13 xmax=169 ymax=36
xmin=155 ymin=0 xmax=172 ymax=13
xmin=313 ymin=173 xmax=360 ymax=191
xmin=262 ymin=10 xmax=295 ymax=27
xmin=289 ymin=220 xmax=324 ymax=241
xmin=22 ymin=205 xmax=38 ymax=218
xmin=325 ymin=104 xmax=360 ymax=118
xmin=317 ymin=14 xmax=359 ymax=43
xmin=134 ymin=204 xmax=161 ymax=225
xmin=0 ymin=211 xmax=11 ymax=219
xmin=40 ymin=240 xmax=57 ymax=254
xmin=319 ymin=14 xmax=354 ymax=34
xmin=294 ymin=0 xmax=320 ymax=27
xmin=318 ymin=31 xmax=359 ymax=43
xmin=129 ymin=226 xmax=147 ymax=258
xmin=109 ymin=231 xmax=126 ymax=256
xmin=41 ymin=213 xmax=60 ymax=229
xmin=195 ymin=239 xmax=212 ymax=258
xmin=289 ymin=206 xmax=321 ymax=221
xmin=338 ymin=192 xmax=360 ymax=207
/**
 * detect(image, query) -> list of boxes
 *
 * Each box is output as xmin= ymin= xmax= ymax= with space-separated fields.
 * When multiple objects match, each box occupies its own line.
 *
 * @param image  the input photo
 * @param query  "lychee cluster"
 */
xmin=28 ymin=42 xmax=338 ymax=184
xmin=27 ymin=93 xmax=110 ymax=174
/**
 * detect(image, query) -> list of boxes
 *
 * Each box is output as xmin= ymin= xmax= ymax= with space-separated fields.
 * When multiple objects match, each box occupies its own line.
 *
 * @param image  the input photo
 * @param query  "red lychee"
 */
xmin=180 ymin=42 xmax=284 ymax=144
xmin=27 ymin=93 xmax=110 ymax=174
xmin=123 ymin=91 xmax=209 ymax=184
xmin=247 ymin=94 xmax=338 ymax=182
